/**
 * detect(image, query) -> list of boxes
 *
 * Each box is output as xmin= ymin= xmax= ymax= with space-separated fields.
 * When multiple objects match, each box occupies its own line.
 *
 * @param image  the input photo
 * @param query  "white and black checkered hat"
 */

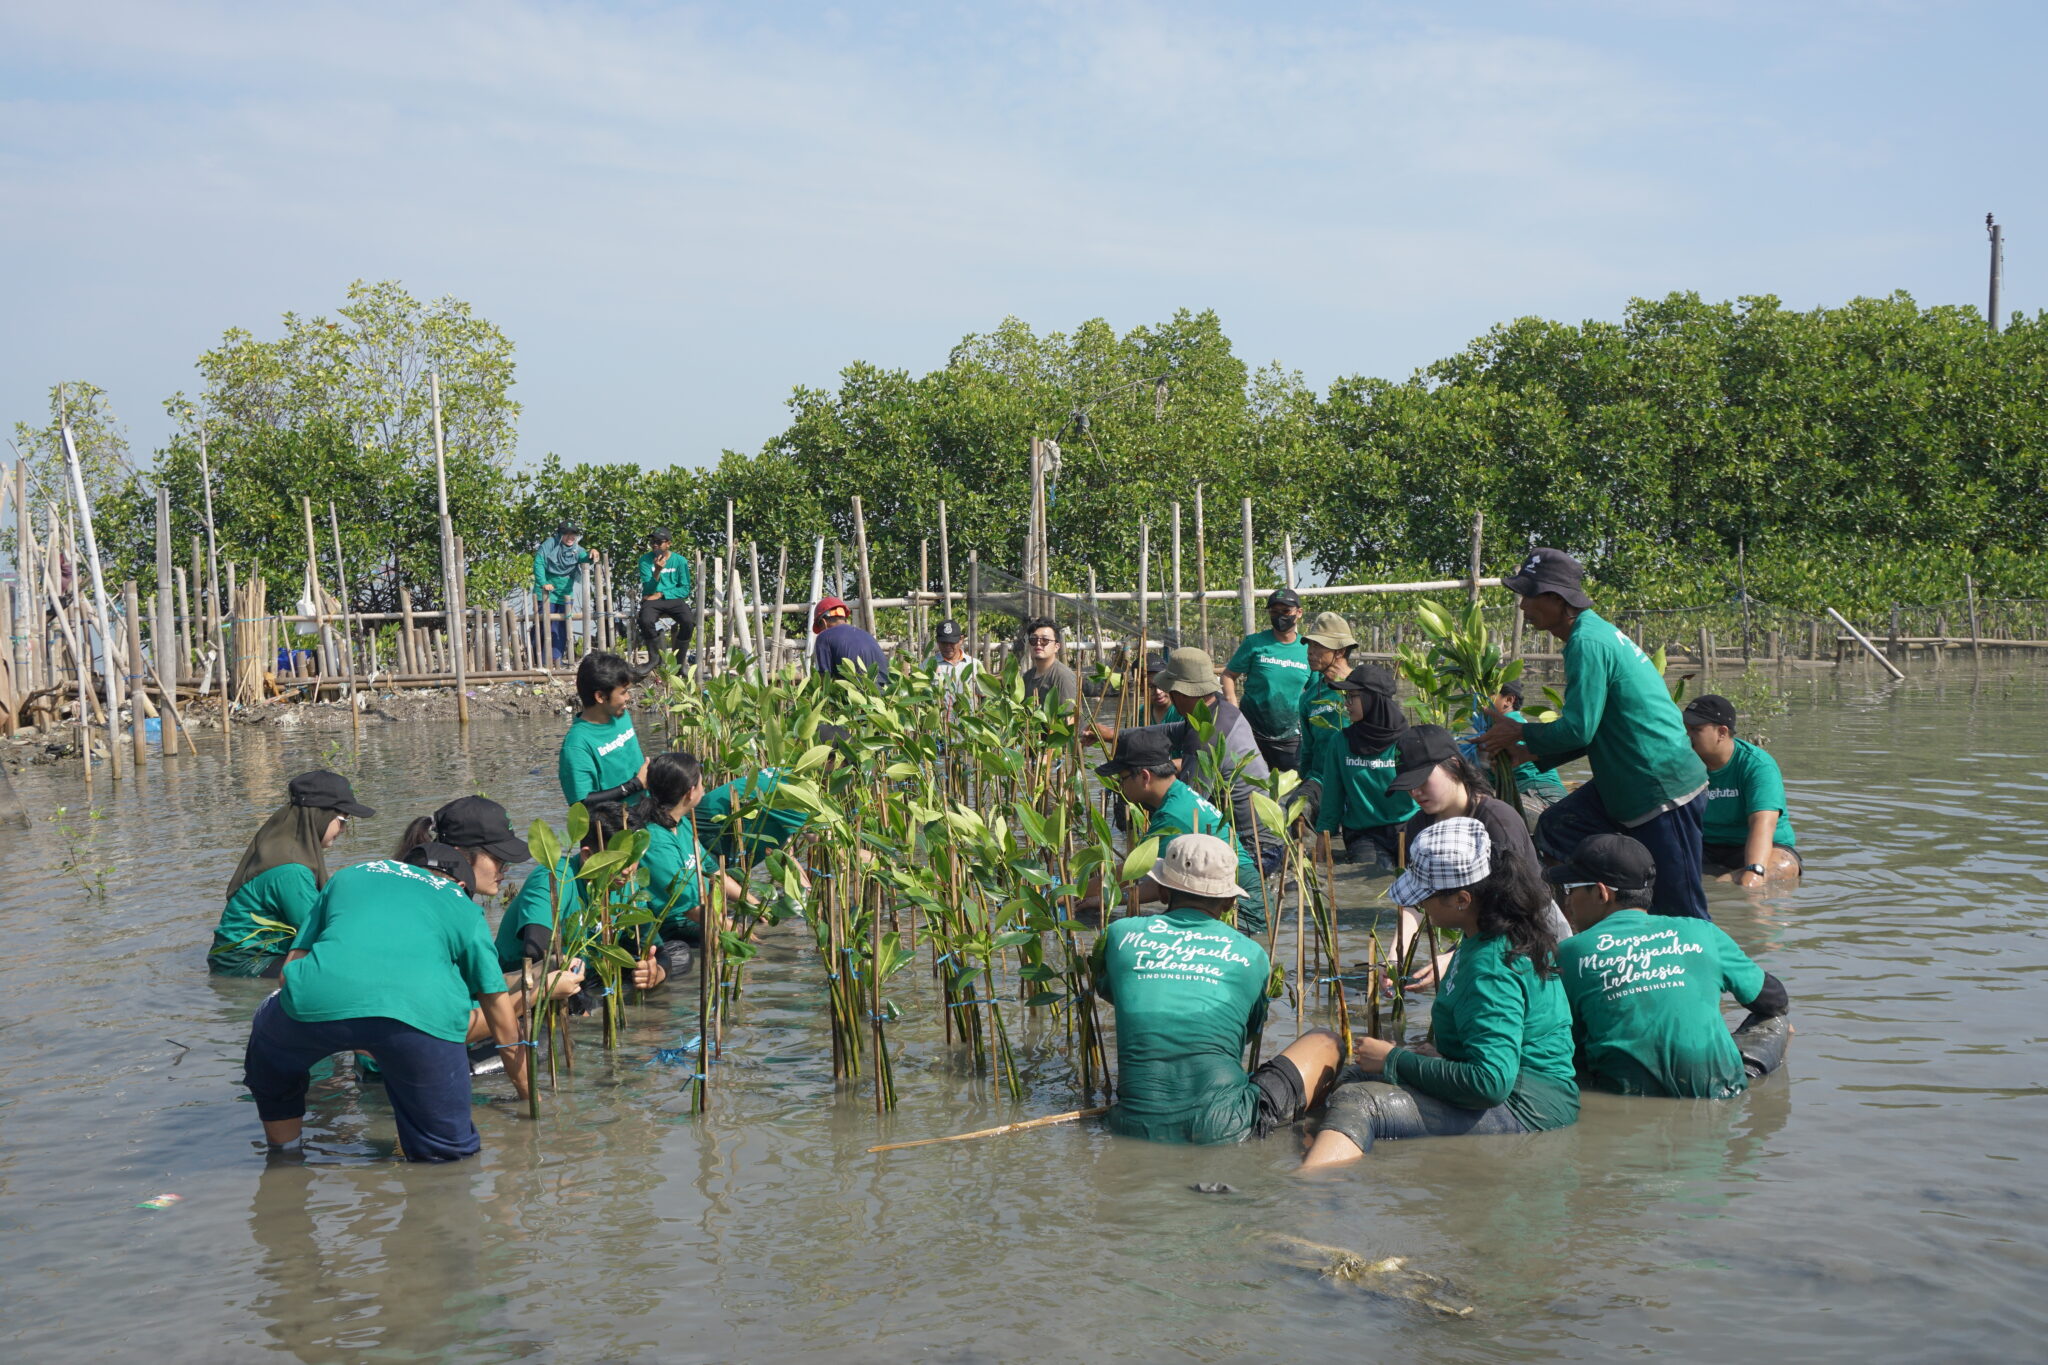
xmin=1387 ymin=817 xmax=1492 ymax=907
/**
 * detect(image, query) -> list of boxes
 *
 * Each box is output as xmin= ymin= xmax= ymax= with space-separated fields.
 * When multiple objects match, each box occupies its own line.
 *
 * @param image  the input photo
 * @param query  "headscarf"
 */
xmin=540 ymin=533 xmax=584 ymax=579
xmin=1343 ymin=663 xmax=1409 ymax=757
xmin=225 ymin=804 xmax=333 ymax=899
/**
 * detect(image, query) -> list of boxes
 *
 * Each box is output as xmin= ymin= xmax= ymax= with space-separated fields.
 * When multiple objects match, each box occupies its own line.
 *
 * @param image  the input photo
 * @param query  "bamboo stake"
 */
xmin=123 ymin=581 xmax=148 ymax=766
xmin=1283 ymin=532 xmax=1297 ymax=588
xmin=1171 ymin=502 xmax=1183 ymax=645
xmin=769 ymin=544 xmax=790 ymax=673
xmin=60 ymin=426 xmax=122 ymax=780
xmin=867 ymin=1106 xmax=1109 ymax=1153
xmin=430 ymin=373 xmax=467 ymax=723
xmin=1468 ymin=511 xmax=1483 ymax=604
xmin=222 ymin=563 xmax=236 ymax=758
xmin=938 ymin=499 xmax=953 ymax=618
xmin=691 ymin=552 xmax=706 ymax=685
xmin=12 ymin=462 xmax=32 ymax=693
xmin=1826 ymin=607 xmax=1905 ymax=679
xmin=1194 ymin=483 xmax=1210 ymax=657
xmin=1239 ymin=497 xmax=1255 ymax=638
xmin=1137 ymin=523 xmax=1150 ymax=657
xmin=1966 ymin=574 xmax=1983 ymax=662
xmin=852 ymin=495 xmax=877 ymax=636
xmin=749 ymin=540 xmax=767 ymax=669
xmin=328 ymin=503 xmax=361 ymax=733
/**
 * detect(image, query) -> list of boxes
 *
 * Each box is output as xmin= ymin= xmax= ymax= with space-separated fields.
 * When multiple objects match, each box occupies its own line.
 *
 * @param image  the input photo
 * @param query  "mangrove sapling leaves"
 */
xmin=791 ymin=744 xmax=834 ymax=774
xmin=1024 ymin=991 xmax=1066 ymax=1008
xmin=566 ymin=802 xmax=590 ymax=848
xmin=884 ymin=761 xmax=921 ymax=781
xmin=1248 ymin=791 xmax=1289 ymax=841
xmin=528 ymin=820 xmax=563 ymax=873
xmin=1122 ymin=836 xmax=1164 ymax=883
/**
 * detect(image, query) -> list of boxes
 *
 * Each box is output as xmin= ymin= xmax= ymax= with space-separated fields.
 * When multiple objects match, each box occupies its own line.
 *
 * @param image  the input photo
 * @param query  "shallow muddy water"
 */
xmin=2 ymin=665 xmax=2044 ymax=1362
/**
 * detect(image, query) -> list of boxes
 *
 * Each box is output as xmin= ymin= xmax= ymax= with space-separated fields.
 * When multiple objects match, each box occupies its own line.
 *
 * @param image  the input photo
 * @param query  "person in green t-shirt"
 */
xmin=1077 ymin=728 xmax=1268 ymax=935
xmin=632 ymin=752 xmax=760 ymax=945
xmin=559 ymin=651 xmax=649 ymax=808
xmin=1296 ymin=611 xmax=1356 ymax=789
xmin=242 ymin=797 xmax=534 ymax=1162
xmin=495 ymin=800 xmax=669 ymax=1004
xmin=1549 ymin=834 xmax=1791 ymax=1097
xmin=1304 ymin=817 xmax=1579 ymax=1167
xmin=1681 ymin=694 xmax=1802 ymax=889
xmin=1089 ymin=833 xmax=1341 ymax=1144
xmin=691 ymin=725 xmax=849 ymax=877
xmin=1479 ymin=548 xmax=1711 ymax=920
xmin=1318 ymin=663 xmax=1417 ymax=871
xmin=635 ymin=527 xmax=696 ymax=670
xmin=210 ymin=770 xmax=375 ymax=977
xmin=532 ymin=521 xmax=590 ymax=665
xmin=1224 ymin=587 xmax=1313 ymax=772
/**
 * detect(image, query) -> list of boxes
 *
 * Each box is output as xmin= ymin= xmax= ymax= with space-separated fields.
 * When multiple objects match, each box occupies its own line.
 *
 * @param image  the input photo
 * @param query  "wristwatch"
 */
xmin=1742 ymin=863 xmax=1767 ymax=877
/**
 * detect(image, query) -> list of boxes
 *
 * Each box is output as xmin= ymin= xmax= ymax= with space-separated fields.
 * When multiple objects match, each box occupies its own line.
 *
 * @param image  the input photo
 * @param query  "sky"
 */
xmin=3 ymin=0 xmax=2042 ymax=471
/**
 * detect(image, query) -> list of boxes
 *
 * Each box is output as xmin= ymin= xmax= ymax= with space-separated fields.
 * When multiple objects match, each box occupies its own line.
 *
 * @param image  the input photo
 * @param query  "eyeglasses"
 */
xmin=1027 ymin=635 xmax=1057 ymax=645
xmin=1559 ymin=881 xmax=1599 ymax=893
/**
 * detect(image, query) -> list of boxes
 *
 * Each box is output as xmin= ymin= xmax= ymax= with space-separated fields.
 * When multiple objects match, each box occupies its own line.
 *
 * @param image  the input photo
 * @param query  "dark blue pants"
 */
xmin=243 ymin=996 xmax=481 ymax=1162
xmin=1535 ymin=781 xmax=1710 ymax=920
xmin=535 ymin=596 xmax=569 ymax=664
xmin=1321 ymin=1079 xmax=1529 ymax=1154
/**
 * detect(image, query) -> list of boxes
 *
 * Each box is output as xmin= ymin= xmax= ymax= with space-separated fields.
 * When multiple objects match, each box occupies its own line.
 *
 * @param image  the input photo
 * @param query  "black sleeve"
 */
xmin=518 ymin=923 xmax=554 ymax=963
xmin=1741 ymin=972 xmax=1789 ymax=1019
xmin=580 ymin=776 xmax=645 ymax=806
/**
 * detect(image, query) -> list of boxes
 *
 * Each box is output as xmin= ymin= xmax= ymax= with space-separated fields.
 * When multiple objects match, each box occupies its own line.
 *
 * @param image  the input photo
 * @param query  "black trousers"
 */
xmin=1254 ymin=732 xmax=1300 ymax=773
xmin=638 ymin=598 xmax=696 ymax=656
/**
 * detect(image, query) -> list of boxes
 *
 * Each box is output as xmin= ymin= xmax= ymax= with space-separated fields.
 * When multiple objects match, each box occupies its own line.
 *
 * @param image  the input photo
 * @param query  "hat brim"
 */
xmin=1094 ymin=759 xmax=1131 ymax=780
xmin=1503 ymin=573 xmax=1592 ymax=610
xmin=1146 ymin=863 xmax=1243 ymax=902
xmin=1304 ymin=632 xmax=1356 ymax=650
xmin=1540 ymin=861 xmax=1583 ymax=887
xmin=481 ymin=835 xmax=531 ymax=864
xmin=1164 ymin=679 xmax=1216 ymax=697
xmin=1387 ymin=764 xmax=1435 ymax=793
xmin=1386 ymin=868 xmax=1443 ymax=907
xmin=334 ymin=798 xmax=377 ymax=818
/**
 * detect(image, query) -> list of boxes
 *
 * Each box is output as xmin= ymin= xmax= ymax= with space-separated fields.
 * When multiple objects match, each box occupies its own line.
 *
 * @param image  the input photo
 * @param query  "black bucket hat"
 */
xmin=430 ymin=796 xmax=530 ymax=864
xmin=1388 ymin=724 xmax=1460 ymax=792
xmin=288 ymin=769 xmax=375 ymax=819
xmin=1502 ymin=548 xmax=1592 ymax=610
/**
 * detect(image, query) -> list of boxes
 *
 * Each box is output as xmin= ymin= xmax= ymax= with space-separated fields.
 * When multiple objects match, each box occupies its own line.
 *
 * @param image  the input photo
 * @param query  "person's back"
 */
xmin=284 ymin=860 xmax=495 ymax=1041
xmin=1548 ymin=610 xmax=1705 ymax=819
xmin=1099 ymin=906 xmax=1271 ymax=1143
xmin=814 ymin=622 xmax=889 ymax=683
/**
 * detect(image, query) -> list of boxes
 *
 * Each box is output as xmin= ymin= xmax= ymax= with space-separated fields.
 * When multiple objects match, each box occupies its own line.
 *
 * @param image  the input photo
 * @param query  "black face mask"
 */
xmin=1270 ymin=611 xmax=1300 ymax=632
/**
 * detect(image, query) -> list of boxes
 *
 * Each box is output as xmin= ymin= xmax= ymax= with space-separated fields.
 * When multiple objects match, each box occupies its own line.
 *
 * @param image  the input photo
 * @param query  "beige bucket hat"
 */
xmin=1302 ymin=611 xmax=1357 ymax=650
xmin=1155 ymin=646 xmax=1220 ymax=698
xmin=1147 ymin=832 xmax=1243 ymax=901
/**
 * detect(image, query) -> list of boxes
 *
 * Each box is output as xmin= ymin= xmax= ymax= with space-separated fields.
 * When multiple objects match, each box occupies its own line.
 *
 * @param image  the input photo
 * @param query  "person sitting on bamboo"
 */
xmin=1089 ymin=833 xmax=1341 ymax=1145
xmin=1550 ymin=834 xmax=1791 ymax=1095
xmin=1078 ymin=728 xmax=1269 ymax=935
xmin=1302 ymin=818 xmax=1579 ymax=1168
xmin=533 ymin=520 xmax=590 ymax=666
xmin=242 ymin=797 xmax=534 ymax=1161
xmin=210 ymin=770 xmax=375 ymax=977
xmin=636 ymin=527 xmax=695 ymax=670
xmin=560 ymin=651 xmax=648 ymax=809
xmin=633 ymin=752 xmax=759 ymax=948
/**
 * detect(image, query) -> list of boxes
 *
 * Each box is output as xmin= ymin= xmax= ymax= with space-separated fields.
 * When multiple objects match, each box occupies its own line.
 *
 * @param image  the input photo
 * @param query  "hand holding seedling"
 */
xmin=1475 ymin=705 xmax=1523 ymax=756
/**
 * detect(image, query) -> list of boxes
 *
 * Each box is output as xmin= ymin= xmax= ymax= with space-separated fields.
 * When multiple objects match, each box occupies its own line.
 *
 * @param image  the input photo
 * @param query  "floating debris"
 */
xmin=136 ymin=1193 xmax=184 ymax=1211
xmin=1257 ymin=1232 xmax=1474 ymax=1318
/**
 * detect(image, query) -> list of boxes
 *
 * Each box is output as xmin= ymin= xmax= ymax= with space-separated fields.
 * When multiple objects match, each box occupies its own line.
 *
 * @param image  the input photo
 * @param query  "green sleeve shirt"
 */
xmin=1141 ymin=781 xmax=1266 ymax=932
xmin=210 ymin=862 xmax=321 ymax=972
xmin=532 ymin=542 xmax=590 ymax=599
xmin=1326 ymin=740 xmax=1420 ymax=834
xmin=641 ymin=821 xmax=704 ymax=933
xmin=1519 ymin=610 xmax=1708 ymax=826
xmin=558 ymin=713 xmax=644 ymax=807
xmin=1097 ymin=907 xmax=1273 ymax=1144
xmin=282 ymin=860 xmax=506 ymax=1042
xmin=692 ymin=770 xmax=811 ymax=866
xmin=1701 ymin=738 xmax=1798 ymax=848
xmin=1505 ymin=709 xmax=1567 ymax=795
xmin=1383 ymin=933 xmax=1580 ymax=1130
xmin=1556 ymin=908 xmax=1766 ymax=1098
xmin=1297 ymin=675 xmax=1347 ymax=777
xmin=638 ymin=551 xmax=693 ymax=600
xmin=494 ymin=856 xmax=584 ymax=973
xmin=1226 ymin=631 xmax=1313 ymax=740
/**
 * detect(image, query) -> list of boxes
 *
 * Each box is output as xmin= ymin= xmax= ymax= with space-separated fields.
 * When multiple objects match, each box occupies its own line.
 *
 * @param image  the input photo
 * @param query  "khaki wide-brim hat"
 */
xmin=1147 ymin=832 xmax=1243 ymax=901
xmin=1303 ymin=611 xmax=1357 ymax=650
xmin=1156 ymin=645 xmax=1220 ymax=698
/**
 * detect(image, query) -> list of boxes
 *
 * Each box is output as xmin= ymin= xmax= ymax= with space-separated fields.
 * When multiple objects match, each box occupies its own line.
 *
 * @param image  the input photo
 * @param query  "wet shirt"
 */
xmin=558 ymin=712 xmax=644 ymax=807
xmin=1092 ymin=907 xmax=1272 ymax=1144
xmin=694 ymin=769 xmax=810 ymax=865
xmin=1023 ymin=660 xmax=1079 ymax=709
xmin=1557 ymin=908 xmax=1766 ymax=1098
xmin=1326 ymin=740 xmax=1419 ymax=834
xmin=638 ymin=550 xmax=692 ymax=600
xmin=494 ymin=856 xmax=585 ymax=973
xmin=1227 ymin=631 xmax=1312 ymax=740
xmin=282 ymin=860 xmax=504 ymax=1042
xmin=814 ymin=624 xmax=890 ymax=684
xmin=210 ymin=862 xmax=320 ymax=971
xmin=1519 ymin=609 xmax=1708 ymax=825
xmin=641 ymin=820 xmax=705 ymax=934
xmin=1701 ymin=738 xmax=1798 ymax=849
xmin=1383 ymin=933 xmax=1580 ymax=1130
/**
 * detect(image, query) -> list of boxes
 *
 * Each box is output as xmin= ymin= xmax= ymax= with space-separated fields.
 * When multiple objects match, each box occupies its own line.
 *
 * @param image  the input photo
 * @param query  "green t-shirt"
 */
xmin=1141 ymin=780 xmax=1267 ymax=934
xmin=638 ymin=550 xmax=692 ymax=600
xmin=532 ymin=540 xmax=590 ymax=599
xmin=1092 ymin=907 xmax=1273 ymax=1144
xmin=1556 ymin=908 xmax=1766 ymax=1098
xmin=1297 ymin=675 xmax=1347 ymax=778
xmin=642 ymin=820 xmax=705 ymax=933
xmin=558 ymin=712 xmax=644 ymax=807
xmin=494 ymin=855 xmax=585 ymax=973
xmin=693 ymin=769 xmax=811 ymax=866
xmin=1520 ymin=610 xmax=1708 ymax=826
xmin=1226 ymin=630 xmax=1312 ymax=740
xmin=210 ymin=862 xmax=321 ymax=971
xmin=1325 ymin=740 xmax=1420 ymax=834
xmin=282 ymin=860 xmax=505 ymax=1042
xmin=1383 ymin=933 xmax=1580 ymax=1130
xmin=1701 ymin=737 xmax=1798 ymax=849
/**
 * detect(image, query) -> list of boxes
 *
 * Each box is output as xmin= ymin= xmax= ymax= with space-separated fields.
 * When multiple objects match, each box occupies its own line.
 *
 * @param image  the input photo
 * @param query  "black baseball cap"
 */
xmin=1544 ymin=833 xmax=1656 ymax=893
xmin=1503 ymin=548 xmax=1592 ymax=610
xmin=1683 ymin=694 xmax=1738 ymax=731
xmin=1497 ymin=679 xmax=1524 ymax=705
xmin=1388 ymin=725 xmax=1460 ymax=792
xmin=288 ymin=769 xmax=375 ymax=818
xmin=648 ymin=527 xmax=674 ymax=544
xmin=431 ymin=796 xmax=530 ymax=864
xmin=934 ymin=619 xmax=963 ymax=644
xmin=1330 ymin=662 xmax=1397 ymax=695
xmin=1268 ymin=587 xmax=1302 ymax=609
xmin=555 ymin=520 xmax=584 ymax=538
xmin=1096 ymin=727 xmax=1177 ymax=779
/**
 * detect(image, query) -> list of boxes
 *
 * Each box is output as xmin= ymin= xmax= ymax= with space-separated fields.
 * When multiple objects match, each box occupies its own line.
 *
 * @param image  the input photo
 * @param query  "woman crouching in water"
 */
xmin=209 ymin=770 xmax=375 ymax=977
xmin=241 ymin=797 xmax=533 ymax=1161
xmin=1302 ymin=816 xmax=1579 ymax=1168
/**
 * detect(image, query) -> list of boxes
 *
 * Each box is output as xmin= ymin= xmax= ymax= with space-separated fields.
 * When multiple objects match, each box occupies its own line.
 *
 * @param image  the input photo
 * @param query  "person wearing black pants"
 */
xmin=637 ymin=528 xmax=695 ymax=666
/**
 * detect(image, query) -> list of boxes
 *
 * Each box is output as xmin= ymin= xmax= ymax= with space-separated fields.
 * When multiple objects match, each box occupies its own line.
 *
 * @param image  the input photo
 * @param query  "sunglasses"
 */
xmin=1559 ymin=881 xmax=1600 ymax=893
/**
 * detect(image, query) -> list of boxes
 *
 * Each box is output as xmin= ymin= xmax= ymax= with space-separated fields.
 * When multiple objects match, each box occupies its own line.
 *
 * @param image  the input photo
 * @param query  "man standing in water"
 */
xmin=559 ymin=652 xmax=648 ymax=809
xmin=1090 ymin=832 xmax=1339 ymax=1144
xmin=1479 ymin=549 xmax=1711 ymax=920
xmin=923 ymin=619 xmax=979 ymax=700
xmin=1020 ymin=617 xmax=1079 ymax=712
xmin=532 ymin=521 xmax=590 ymax=666
xmin=636 ymin=527 xmax=695 ymax=669
xmin=1682 ymin=694 xmax=1802 ymax=888
xmin=1225 ymin=587 xmax=1312 ymax=771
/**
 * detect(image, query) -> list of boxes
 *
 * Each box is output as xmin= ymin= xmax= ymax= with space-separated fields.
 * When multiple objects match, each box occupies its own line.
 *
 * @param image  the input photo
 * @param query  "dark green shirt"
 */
xmin=1141 ymin=779 xmax=1266 ymax=933
xmin=558 ymin=712 xmax=644 ymax=807
xmin=211 ymin=862 xmax=320 ymax=972
xmin=1557 ymin=908 xmax=1766 ymax=1098
xmin=495 ymin=856 xmax=584 ymax=973
xmin=1227 ymin=630 xmax=1312 ymax=740
xmin=1519 ymin=609 xmax=1708 ymax=826
xmin=694 ymin=769 xmax=810 ymax=866
xmin=642 ymin=820 xmax=705 ymax=933
xmin=1298 ymin=674 xmax=1347 ymax=778
xmin=1324 ymin=740 xmax=1419 ymax=834
xmin=1504 ymin=709 xmax=1566 ymax=795
xmin=1093 ymin=907 xmax=1273 ymax=1144
xmin=283 ymin=860 xmax=504 ymax=1042
xmin=1701 ymin=738 xmax=1798 ymax=848
xmin=532 ymin=539 xmax=590 ymax=600
xmin=638 ymin=550 xmax=692 ymax=600
xmin=1383 ymin=933 xmax=1579 ymax=1130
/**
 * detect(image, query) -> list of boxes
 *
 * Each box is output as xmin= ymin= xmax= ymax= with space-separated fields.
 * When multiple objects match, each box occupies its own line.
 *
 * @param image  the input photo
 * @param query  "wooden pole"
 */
xmin=197 ymin=421 xmax=222 ymax=660
xmin=1966 ymin=574 xmax=1983 ymax=662
xmin=1171 ymin=501 xmax=1183 ymax=645
xmin=123 ymin=580 xmax=148 ymax=766
xmin=60 ymin=425 xmax=123 ymax=781
xmin=176 ymin=566 xmax=193 ymax=688
xmin=1194 ymin=483 xmax=1209 ymax=656
xmin=155 ymin=486 xmax=175 ymax=691
xmin=867 ymin=1106 xmax=1109 ymax=1153
xmin=1239 ymin=497 xmax=1255 ymax=638
xmin=968 ymin=551 xmax=981 ymax=658
xmin=13 ymin=462 xmax=35 ymax=693
xmin=328 ymin=502 xmax=361 ymax=733
xmin=769 ymin=543 xmax=790 ymax=673
xmin=1137 ymin=522 xmax=1151 ymax=656
xmin=149 ymin=592 xmax=180 ymax=757
xmin=222 ymin=562 xmax=236 ymax=758
xmin=851 ymin=495 xmax=878 ymax=636
xmin=430 ymin=372 xmax=468 ymax=724
xmin=938 ymin=499 xmax=954 ymax=618
xmin=300 ymin=497 xmax=329 ymax=702
xmin=690 ymin=552 xmax=706 ymax=686
xmin=1738 ymin=536 xmax=1752 ymax=663
xmin=1282 ymin=532 xmax=1296 ymax=589
xmin=1826 ymin=606 xmax=1906 ymax=679
xmin=749 ymin=540 xmax=767 ymax=669
xmin=1468 ymin=511 xmax=1484 ymax=604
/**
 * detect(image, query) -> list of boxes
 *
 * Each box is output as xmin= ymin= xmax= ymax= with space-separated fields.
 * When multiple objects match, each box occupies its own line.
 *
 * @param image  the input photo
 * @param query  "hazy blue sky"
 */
xmin=4 ymin=1 xmax=2040 ymax=470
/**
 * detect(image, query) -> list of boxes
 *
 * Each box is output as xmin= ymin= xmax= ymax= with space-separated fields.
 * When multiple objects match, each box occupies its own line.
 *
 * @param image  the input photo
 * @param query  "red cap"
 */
xmin=814 ymin=596 xmax=850 ymax=625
